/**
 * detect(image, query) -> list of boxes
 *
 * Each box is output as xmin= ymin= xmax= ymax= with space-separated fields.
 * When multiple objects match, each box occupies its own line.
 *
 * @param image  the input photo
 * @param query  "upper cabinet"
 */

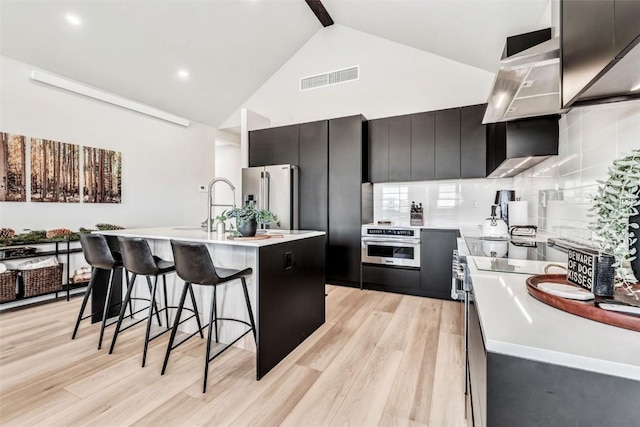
xmin=388 ymin=115 xmax=411 ymax=182
xmin=561 ymin=0 xmax=640 ymax=107
xmin=368 ymin=118 xmax=389 ymax=182
xmin=248 ymin=124 xmax=299 ymax=167
xmin=368 ymin=105 xmax=488 ymax=182
xmin=410 ymin=112 xmax=436 ymax=181
xmin=460 ymin=104 xmax=488 ymax=179
xmin=434 ymin=108 xmax=461 ymax=180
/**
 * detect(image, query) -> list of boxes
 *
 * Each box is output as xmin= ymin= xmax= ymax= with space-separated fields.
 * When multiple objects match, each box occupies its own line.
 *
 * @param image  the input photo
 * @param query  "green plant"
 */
xmin=214 ymin=210 xmax=228 ymax=223
xmin=589 ymin=149 xmax=640 ymax=298
xmin=227 ymin=205 xmax=280 ymax=227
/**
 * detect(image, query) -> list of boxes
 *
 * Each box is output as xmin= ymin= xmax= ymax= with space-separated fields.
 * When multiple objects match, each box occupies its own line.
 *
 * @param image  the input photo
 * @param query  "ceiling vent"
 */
xmin=300 ymin=66 xmax=359 ymax=91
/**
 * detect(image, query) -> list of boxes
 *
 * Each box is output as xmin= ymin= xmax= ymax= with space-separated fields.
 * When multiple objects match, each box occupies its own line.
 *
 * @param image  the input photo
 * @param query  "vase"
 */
xmin=237 ymin=219 xmax=257 ymax=237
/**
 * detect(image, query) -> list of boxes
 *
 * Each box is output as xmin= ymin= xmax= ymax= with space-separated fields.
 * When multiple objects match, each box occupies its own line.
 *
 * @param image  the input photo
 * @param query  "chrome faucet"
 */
xmin=206 ymin=177 xmax=236 ymax=233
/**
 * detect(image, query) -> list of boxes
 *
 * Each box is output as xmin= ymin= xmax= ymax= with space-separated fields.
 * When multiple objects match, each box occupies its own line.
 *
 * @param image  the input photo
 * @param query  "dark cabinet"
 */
xmin=435 ymin=108 xmax=461 ymax=180
xmin=388 ymin=115 xmax=411 ymax=181
xmin=249 ymin=125 xmax=299 ymax=166
xmin=420 ymin=229 xmax=458 ymax=300
xmin=368 ymin=118 xmax=389 ymax=182
xmin=299 ymin=120 xmax=328 ymax=232
xmin=460 ymin=104 xmax=487 ymax=179
xmin=614 ymin=0 xmax=640 ymax=57
xmin=273 ymin=125 xmax=299 ymax=166
xmin=248 ymin=128 xmax=275 ymax=167
xmin=411 ymin=112 xmax=436 ymax=181
xmin=328 ymin=115 xmax=367 ymax=286
xmin=362 ymin=265 xmax=421 ymax=293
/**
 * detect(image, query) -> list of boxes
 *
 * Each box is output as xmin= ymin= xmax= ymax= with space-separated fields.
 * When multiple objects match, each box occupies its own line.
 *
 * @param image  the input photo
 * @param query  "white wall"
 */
xmin=0 ymin=56 xmax=239 ymax=231
xmin=513 ymin=99 xmax=640 ymax=241
xmin=220 ymin=24 xmax=494 ymax=128
xmin=213 ymin=142 xmax=241 ymax=219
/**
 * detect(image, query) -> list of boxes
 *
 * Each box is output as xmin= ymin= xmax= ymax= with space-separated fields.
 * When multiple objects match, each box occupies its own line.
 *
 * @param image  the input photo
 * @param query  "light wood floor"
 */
xmin=0 ymin=285 xmax=467 ymax=427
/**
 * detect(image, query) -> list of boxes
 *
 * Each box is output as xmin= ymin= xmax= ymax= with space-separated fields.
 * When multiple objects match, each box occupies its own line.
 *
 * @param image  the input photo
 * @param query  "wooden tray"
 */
xmin=227 ymin=234 xmax=284 ymax=241
xmin=526 ymin=274 xmax=640 ymax=332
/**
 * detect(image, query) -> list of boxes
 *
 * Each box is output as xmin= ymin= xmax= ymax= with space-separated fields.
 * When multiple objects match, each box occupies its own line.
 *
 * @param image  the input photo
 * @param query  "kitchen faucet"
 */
xmin=206 ymin=177 xmax=236 ymax=233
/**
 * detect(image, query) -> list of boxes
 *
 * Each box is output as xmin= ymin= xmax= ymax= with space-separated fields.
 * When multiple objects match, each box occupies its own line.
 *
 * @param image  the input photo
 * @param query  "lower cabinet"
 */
xmin=420 ymin=229 xmax=459 ymax=300
xmin=362 ymin=264 xmax=421 ymax=294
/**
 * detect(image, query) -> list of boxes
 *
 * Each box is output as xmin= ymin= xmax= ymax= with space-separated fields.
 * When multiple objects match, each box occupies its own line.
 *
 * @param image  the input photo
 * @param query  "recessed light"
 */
xmin=65 ymin=13 xmax=82 ymax=26
xmin=177 ymin=69 xmax=189 ymax=80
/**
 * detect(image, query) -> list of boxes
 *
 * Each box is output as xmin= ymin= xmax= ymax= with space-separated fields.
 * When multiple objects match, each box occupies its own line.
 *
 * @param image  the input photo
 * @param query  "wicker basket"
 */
xmin=21 ymin=264 xmax=63 ymax=297
xmin=0 ymin=270 xmax=17 ymax=303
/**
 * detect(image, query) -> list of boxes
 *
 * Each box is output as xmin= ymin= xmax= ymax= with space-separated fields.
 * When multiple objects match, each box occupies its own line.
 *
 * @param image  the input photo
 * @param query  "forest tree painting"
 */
xmin=30 ymin=138 xmax=80 ymax=203
xmin=0 ymin=133 xmax=27 ymax=202
xmin=83 ymin=147 xmax=121 ymax=203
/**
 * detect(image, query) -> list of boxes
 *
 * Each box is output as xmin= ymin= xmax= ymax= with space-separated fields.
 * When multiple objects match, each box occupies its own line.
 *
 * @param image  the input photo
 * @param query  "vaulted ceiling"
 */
xmin=0 ymin=0 xmax=550 ymax=128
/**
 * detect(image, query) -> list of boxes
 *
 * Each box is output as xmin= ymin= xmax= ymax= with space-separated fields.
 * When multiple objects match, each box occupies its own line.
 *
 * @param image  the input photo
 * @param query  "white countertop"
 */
xmin=458 ymin=231 xmax=640 ymax=381
xmin=98 ymin=227 xmax=325 ymax=247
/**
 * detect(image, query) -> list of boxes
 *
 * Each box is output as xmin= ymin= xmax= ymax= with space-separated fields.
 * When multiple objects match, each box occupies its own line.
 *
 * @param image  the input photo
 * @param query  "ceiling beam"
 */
xmin=305 ymin=0 xmax=334 ymax=27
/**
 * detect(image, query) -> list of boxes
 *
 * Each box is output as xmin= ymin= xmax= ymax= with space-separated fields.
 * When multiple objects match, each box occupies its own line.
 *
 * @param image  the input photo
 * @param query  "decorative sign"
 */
xmin=567 ymin=247 xmax=615 ymax=297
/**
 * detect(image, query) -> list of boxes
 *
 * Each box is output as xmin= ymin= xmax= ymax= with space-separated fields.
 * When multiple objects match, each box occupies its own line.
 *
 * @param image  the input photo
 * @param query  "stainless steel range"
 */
xmin=361 ymin=224 xmax=421 ymax=268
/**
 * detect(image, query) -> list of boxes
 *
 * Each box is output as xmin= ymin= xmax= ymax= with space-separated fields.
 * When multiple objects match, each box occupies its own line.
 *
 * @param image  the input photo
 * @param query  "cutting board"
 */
xmin=227 ymin=234 xmax=284 ymax=241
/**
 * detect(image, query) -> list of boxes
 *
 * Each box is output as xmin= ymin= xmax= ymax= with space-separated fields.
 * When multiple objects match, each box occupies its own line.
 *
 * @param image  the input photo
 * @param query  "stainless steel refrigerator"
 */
xmin=242 ymin=165 xmax=298 ymax=230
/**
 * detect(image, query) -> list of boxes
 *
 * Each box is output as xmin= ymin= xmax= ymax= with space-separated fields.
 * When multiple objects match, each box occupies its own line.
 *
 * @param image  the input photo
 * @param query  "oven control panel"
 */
xmin=365 ymin=228 xmax=416 ymax=237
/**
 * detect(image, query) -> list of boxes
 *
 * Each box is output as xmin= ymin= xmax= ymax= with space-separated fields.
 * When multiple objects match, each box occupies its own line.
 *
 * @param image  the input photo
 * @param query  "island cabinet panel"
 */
xmin=434 ymin=108 xmax=461 ymax=179
xmin=388 ymin=115 xmax=412 ymax=182
xmin=328 ymin=115 xmax=366 ymax=286
xmin=249 ymin=127 xmax=275 ymax=167
xmin=420 ymin=229 xmax=458 ymax=300
xmin=410 ymin=111 xmax=436 ymax=181
xmin=298 ymin=120 xmax=328 ymax=232
xmin=368 ymin=118 xmax=389 ymax=183
xmin=258 ymin=235 xmax=326 ymax=379
xmin=273 ymin=124 xmax=299 ymax=166
xmin=460 ymin=104 xmax=488 ymax=179
xmin=614 ymin=0 xmax=640 ymax=57
xmin=561 ymin=0 xmax=615 ymax=107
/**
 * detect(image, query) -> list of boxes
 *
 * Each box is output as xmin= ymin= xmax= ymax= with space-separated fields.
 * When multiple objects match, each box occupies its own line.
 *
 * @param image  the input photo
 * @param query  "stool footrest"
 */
xmin=207 ymin=327 xmax=253 ymax=363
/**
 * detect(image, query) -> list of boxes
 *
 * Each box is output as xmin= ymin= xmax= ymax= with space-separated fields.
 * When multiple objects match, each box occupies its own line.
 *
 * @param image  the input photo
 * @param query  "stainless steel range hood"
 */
xmin=484 ymin=30 xmax=567 ymax=124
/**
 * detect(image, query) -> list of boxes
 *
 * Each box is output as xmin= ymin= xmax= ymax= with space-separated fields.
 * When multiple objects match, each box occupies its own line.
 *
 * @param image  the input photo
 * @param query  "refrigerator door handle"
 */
xmin=259 ymin=171 xmax=264 ymax=211
xmin=264 ymin=171 xmax=270 ymax=212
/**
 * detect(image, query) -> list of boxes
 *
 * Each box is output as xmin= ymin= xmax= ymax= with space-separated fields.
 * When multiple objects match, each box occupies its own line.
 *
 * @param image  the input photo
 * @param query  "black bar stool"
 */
xmin=109 ymin=236 xmax=203 ymax=367
xmin=73 ymin=233 xmax=132 ymax=350
xmin=162 ymin=240 xmax=256 ymax=393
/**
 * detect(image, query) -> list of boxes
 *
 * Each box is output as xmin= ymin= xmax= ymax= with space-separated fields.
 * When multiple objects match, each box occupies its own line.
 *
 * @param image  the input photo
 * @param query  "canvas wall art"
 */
xmin=0 ymin=133 xmax=27 ymax=202
xmin=83 ymin=146 xmax=121 ymax=203
xmin=30 ymin=138 xmax=80 ymax=203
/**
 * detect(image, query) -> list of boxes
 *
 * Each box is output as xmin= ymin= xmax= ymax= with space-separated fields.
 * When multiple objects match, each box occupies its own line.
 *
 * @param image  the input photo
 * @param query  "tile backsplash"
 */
xmin=373 ymin=178 xmax=513 ymax=226
xmin=513 ymin=99 xmax=640 ymax=241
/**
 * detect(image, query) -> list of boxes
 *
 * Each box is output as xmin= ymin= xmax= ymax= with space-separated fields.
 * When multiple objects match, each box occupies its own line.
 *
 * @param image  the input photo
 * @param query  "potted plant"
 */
xmin=227 ymin=206 xmax=280 ymax=237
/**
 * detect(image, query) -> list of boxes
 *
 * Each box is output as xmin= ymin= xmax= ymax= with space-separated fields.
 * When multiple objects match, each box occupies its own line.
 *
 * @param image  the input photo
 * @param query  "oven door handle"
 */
xmin=361 ymin=238 xmax=421 ymax=244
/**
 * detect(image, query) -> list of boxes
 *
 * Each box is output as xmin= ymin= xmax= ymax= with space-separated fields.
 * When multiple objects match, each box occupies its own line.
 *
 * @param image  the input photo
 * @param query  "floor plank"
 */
xmin=0 ymin=285 xmax=468 ymax=427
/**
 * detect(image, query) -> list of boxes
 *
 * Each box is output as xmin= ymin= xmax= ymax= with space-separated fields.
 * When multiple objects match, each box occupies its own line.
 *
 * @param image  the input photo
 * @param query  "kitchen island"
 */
xmin=458 ymin=232 xmax=640 ymax=426
xmin=97 ymin=227 xmax=326 ymax=380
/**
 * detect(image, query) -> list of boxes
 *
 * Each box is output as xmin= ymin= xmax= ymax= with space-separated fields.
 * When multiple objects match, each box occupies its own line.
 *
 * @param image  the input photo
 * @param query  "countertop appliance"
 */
xmin=361 ymin=224 xmax=421 ymax=269
xmin=495 ymin=190 xmax=515 ymax=224
xmin=242 ymin=165 xmax=298 ymax=230
xmin=481 ymin=205 xmax=509 ymax=238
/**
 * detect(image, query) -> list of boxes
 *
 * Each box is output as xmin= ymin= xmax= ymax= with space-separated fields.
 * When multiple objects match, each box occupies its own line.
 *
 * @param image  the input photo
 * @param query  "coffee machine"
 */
xmin=495 ymin=190 xmax=516 ymax=224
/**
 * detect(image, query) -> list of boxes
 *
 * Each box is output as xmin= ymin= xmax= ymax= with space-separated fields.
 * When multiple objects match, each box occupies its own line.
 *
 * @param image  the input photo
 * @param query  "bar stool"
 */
xmin=73 ymin=233 xmax=132 ymax=350
xmin=109 ymin=236 xmax=203 ymax=367
xmin=162 ymin=240 xmax=256 ymax=393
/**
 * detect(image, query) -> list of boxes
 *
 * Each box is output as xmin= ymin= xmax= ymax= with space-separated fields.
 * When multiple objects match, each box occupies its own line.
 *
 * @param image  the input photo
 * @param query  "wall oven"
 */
xmin=361 ymin=225 xmax=421 ymax=268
